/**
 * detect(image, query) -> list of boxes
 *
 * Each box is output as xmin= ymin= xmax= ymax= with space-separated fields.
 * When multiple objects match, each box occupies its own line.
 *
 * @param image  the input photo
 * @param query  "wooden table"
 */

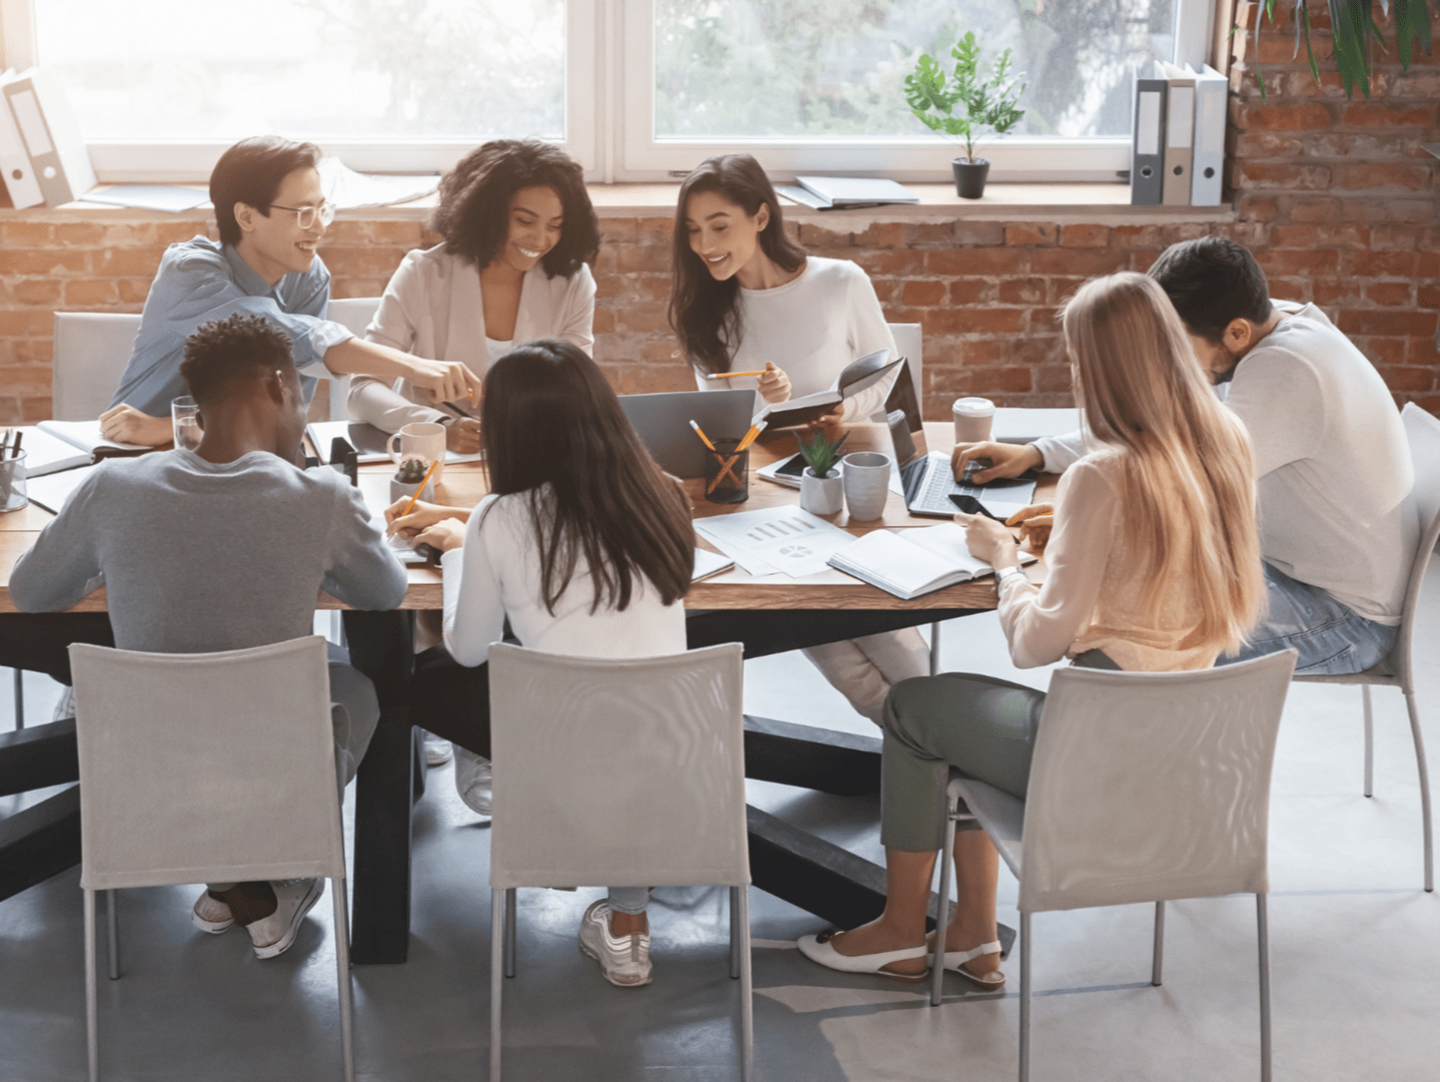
xmin=0 ymin=422 xmax=1053 ymax=962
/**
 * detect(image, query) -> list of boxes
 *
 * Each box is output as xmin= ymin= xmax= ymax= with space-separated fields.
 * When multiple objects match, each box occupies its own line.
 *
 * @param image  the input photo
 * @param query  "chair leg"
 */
xmin=332 ymin=878 xmax=356 ymax=1082
xmin=1151 ymin=900 xmax=1165 ymax=987
xmin=1256 ymin=894 xmax=1272 ymax=1082
xmin=931 ymin=794 xmax=959 ymax=1007
xmin=737 ymin=884 xmax=754 ymax=1082
xmin=13 ymin=668 xmax=23 ymax=730
xmin=1019 ymin=911 xmax=1032 ymax=1082
xmin=929 ymin=621 xmax=942 ymax=677
xmin=106 ymin=890 xmax=120 ymax=981
xmin=729 ymin=886 xmax=741 ymax=979
xmin=491 ymin=888 xmax=504 ymax=1082
xmin=1361 ymin=685 xmax=1374 ymax=798
xmin=85 ymin=889 xmax=98 ymax=1082
xmin=503 ymin=888 xmax=517 ymax=978
xmin=1404 ymin=690 xmax=1434 ymax=892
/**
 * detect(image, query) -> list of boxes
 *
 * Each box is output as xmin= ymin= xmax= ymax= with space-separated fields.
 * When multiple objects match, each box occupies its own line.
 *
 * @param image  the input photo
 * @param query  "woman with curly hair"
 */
xmin=348 ymin=139 xmax=601 ymax=453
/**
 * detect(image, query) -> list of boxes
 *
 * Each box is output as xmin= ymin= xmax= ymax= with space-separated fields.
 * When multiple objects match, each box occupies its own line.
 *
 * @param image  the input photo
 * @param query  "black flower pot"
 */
xmin=952 ymin=157 xmax=990 ymax=199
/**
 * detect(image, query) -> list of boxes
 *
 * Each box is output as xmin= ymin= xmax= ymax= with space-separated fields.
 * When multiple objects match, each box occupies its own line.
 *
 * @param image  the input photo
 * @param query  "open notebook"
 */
xmin=828 ymin=523 xmax=1036 ymax=600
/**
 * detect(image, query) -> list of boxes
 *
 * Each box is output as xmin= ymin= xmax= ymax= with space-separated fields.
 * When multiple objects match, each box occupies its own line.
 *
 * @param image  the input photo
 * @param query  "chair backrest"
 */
xmin=1395 ymin=403 xmax=1440 ymax=684
xmin=1018 ymin=650 xmax=1297 ymax=915
xmin=487 ymin=642 xmax=749 ymax=891
xmin=886 ymin=322 xmax=923 ymax=409
xmin=70 ymin=637 xmax=345 ymax=891
xmin=52 ymin=312 xmax=144 ymax=420
xmin=323 ymin=297 xmax=383 ymax=422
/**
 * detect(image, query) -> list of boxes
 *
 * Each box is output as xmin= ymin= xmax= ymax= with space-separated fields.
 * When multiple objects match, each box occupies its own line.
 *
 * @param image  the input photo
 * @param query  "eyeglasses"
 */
xmin=269 ymin=201 xmax=336 ymax=229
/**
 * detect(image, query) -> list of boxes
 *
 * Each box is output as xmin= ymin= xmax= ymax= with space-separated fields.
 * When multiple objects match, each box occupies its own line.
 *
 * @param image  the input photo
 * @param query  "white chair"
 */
xmin=486 ymin=642 xmax=752 ymax=1081
xmin=1295 ymin=402 xmax=1440 ymax=891
xmin=69 ymin=637 xmax=355 ymax=1082
xmin=324 ymin=297 xmax=383 ymax=422
xmin=51 ymin=312 xmax=144 ymax=420
xmin=937 ymin=651 xmax=1298 ymax=1082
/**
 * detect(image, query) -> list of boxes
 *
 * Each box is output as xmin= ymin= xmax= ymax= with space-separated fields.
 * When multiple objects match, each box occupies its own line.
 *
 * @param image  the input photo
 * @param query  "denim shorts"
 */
xmin=1220 ymin=562 xmax=1398 ymax=676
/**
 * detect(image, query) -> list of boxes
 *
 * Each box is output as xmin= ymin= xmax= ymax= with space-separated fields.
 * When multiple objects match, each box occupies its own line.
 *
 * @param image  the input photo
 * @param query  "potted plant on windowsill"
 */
xmin=905 ymin=31 xmax=1026 ymax=199
xmin=796 ymin=430 xmax=848 ymax=516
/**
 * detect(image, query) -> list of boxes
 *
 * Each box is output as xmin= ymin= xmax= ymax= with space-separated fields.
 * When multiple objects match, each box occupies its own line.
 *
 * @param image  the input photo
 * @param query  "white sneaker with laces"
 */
xmin=191 ymin=889 xmax=234 ymax=934
xmin=455 ymin=748 xmax=493 ymax=816
xmin=247 ymin=879 xmax=324 ymax=960
xmin=578 ymin=900 xmax=652 ymax=987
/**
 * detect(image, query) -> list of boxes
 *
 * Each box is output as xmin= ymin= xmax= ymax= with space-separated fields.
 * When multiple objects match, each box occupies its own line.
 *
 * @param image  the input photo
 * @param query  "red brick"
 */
xmin=0 ymin=222 xmax=52 ymax=246
xmin=1111 ymin=224 xmax=1167 ymax=245
xmin=1343 ymin=250 xmax=1418 ymax=277
xmin=0 ymin=364 xmax=52 ymax=390
xmin=154 ymin=222 xmax=211 ymax=246
xmin=594 ymin=274 xmax=623 ymax=299
xmin=911 ymin=222 xmax=955 ymax=247
xmin=1410 ymin=336 xmax=1440 ymax=366
xmin=1238 ymin=162 xmax=1332 ymax=190
xmin=10 ymin=279 xmax=62 ymax=306
xmin=1369 ymin=226 xmax=1420 ymax=251
xmin=367 ymin=221 xmax=427 ymax=244
xmin=1269 ymin=223 xmax=1369 ymax=248
xmin=616 ymin=303 xmax=670 ymax=334
xmin=1060 ymin=224 xmax=1111 ymax=248
xmin=997 ymin=277 xmax=1046 ymax=304
xmin=591 ymin=308 xmax=616 ymax=334
xmin=637 ymin=275 xmax=671 ymax=302
xmin=1256 ymin=249 xmax=1340 ymax=276
xmin=927 ymin=248 xmax=1026 ymax=276
xmin=947 ymin=280 xmax=992 ymax=305
xmin=935 ymin=364 xmax=1033 ymax=395
xmin=1365 ymin=282 xmax=1414 ymax=306
xmin=1048 ymin=277 xmax=1089 ymax=305
xmin=927 ymin=308 xmax=1026 ymax=335
xmin=1361 ymin=338 xmax=1410 ymax=367
xmin=598 ymin=218 xmax=639 ymax=244
xmin=94 ymin=247 xmax=163 ymax=277
xmin=901 ymin=280 xmax=946 ymax=307
xmin=1239 ymin=103 xmax=1333 ymax=131
xmin=1310 ymin=279 xmax=1358 ymax=306
xmin=853 ymin=222 xmax=905 ymax=249
xmin=637 ymin=217 xmax=672 ymax=245
xmin=116 ymin=279 xmax=152 ymax=305
xmin=1234 ymin=131 xmax=1305 ymax=158
xmin=63 ymin=278 xmax=119 ymax=306
xmin=1005 ymin=224 xmax=1057 ymax=246
xmin=1342 ymin=103 xmax=1434 ymax=127
xmin=1337 ymin=310 xmax=1437 ymax=337
xmin=1419 ymin=283 xmax=1440 ymax=310
xmin=15 ymin=339 xmax=52 ymax=364
xmin=0 ymin=310 xmax=53 ymax=335
xmin=952 ymin=222 xmax=1005 ymax=246
xmin=615 ymin=246 xmax=672 ymax=274
xmin=1 ymin=250 xmax=89 ymax=275
xmin=1286 ymin=198 xmax=1339 ymax=223
xmin=1382 ymin=366 xmax=1435 ymax=393
xmin=315 ymin=246 xmax=405 ymax=276
xmin=849 ymin=249 xmax=921 ymax=276
xmin=1335 ymin=163 xmax=1431 ymax=191
xmin=51 ymin=222 xmax=108 ymax=245
xmin=1030 ymin=248 xmax=1129 ymax=276
xmin=1419 ymin=251 xmax=1440 ymax=278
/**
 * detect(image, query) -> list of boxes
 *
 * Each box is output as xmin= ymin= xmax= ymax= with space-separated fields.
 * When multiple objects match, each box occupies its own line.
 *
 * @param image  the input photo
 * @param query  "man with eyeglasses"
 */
xmin=100 ymin=135 xmax=481 ymax=447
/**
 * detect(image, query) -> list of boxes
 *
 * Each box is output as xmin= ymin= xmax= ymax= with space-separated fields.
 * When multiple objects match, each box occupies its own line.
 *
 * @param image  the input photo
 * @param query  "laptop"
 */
xmin=618 ymin=388 xmax=755 ymax=480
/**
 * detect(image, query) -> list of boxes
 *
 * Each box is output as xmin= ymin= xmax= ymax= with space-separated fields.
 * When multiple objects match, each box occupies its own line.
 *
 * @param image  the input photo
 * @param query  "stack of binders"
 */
xmin=1130 ymin=60 xmax=1226 ymax=207
xmin=0 ymin=67 xmax=96 ymax=209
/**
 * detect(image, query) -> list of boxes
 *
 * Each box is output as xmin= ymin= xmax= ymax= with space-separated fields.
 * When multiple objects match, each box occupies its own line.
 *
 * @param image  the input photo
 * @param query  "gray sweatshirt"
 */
xmin=10 ymin=448 xmax=408 ymax=652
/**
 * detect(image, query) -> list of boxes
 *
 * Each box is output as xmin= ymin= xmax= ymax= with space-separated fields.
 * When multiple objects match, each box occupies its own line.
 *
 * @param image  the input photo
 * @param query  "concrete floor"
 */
xmin=2 ymin=562 xmax=1438 ymax=1082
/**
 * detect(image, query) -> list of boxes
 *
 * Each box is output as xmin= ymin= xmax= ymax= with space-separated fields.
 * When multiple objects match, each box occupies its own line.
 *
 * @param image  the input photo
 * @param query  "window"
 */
xmin=0 ymin=0 xmax=1214 ymax=182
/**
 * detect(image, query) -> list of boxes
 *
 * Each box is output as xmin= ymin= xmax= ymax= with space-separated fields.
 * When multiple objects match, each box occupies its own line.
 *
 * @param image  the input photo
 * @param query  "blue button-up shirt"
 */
xmin=110 ymin=237 xmax=355 ymax=415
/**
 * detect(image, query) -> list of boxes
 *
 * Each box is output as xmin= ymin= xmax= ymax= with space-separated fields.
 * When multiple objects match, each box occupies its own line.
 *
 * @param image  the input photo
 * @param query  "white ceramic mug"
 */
xmin=842 ymin=451 xmax=892 ymax=521
xmin=387 ymin=422 xmax=447 ymax=485
xmin=952 ymin=397 xmax=995 ymax=444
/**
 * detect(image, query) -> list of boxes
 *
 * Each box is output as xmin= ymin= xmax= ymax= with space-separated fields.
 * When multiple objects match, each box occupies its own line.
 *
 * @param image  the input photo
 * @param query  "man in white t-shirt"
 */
xmin=954 ymin=237 xmax=1415 ymax=676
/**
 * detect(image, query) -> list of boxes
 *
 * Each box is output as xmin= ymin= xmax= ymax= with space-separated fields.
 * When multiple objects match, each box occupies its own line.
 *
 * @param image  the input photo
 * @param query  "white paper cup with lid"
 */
xmin=952 ymin=397 xmax=995 ymax=444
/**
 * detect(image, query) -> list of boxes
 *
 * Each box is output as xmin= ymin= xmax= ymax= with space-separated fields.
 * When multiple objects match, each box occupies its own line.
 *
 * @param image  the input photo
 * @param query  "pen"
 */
xmin=10 ymin=431 xmax=21 ymax=457
xmin=399 ymin=458 xmax=442 ymax=521
xmin=704 ymin=371 xmax=767 ymax=380
xmin=689 ymin=420 xmax=717 ymax=451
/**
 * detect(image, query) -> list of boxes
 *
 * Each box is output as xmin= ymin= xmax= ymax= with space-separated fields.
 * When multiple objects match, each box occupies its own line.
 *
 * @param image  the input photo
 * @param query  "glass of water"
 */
xmin=171 ymin=396 xmax=202 ymax=451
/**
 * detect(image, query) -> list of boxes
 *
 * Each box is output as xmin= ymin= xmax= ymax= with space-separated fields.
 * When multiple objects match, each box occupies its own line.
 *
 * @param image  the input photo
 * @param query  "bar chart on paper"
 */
xmin=694 ymin=507 xmax=856 ymax=577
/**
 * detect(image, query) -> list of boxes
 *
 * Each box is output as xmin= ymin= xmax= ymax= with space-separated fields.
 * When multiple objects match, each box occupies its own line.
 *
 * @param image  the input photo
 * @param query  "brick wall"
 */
xmin=0 ymin=2 xmax=1435 ymax=425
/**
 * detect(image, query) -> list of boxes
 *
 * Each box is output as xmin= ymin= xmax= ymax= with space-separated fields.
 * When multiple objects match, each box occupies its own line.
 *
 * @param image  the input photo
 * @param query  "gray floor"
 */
xmin=3 ymin=564 xmax=1438 ymax=1082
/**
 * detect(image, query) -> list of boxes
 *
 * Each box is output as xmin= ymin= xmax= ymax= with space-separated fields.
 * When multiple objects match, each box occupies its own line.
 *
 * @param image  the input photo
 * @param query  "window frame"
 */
xmin=1 ymin=0 xmax=1215 ymax=185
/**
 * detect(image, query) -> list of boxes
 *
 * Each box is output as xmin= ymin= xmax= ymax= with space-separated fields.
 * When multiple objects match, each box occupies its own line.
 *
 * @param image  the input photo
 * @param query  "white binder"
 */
xmin=0 ymin=70 xmax=43 ymax=208
xmin=1190 ymin=64 xmax=1228 ymax=206
xmin=1 ymin=68 xmax=96 ymax=207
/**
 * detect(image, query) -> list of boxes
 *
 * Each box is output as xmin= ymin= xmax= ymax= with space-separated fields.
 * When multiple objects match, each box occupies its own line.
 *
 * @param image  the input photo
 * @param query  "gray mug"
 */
xmin=842 ymin=451 xmax=892 ymax=521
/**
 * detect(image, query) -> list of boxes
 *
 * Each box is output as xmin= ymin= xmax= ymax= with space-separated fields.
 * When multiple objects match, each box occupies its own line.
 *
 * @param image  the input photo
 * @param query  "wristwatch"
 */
xmin=995 ymin=566 xmax=1028 ymax=588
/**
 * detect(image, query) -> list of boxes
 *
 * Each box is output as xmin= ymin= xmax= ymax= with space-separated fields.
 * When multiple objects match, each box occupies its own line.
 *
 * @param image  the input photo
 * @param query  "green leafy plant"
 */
xmin=904 ymin=31 xmax=1027 ymax=163
xmin=396 ymin=456 xmax=430 ymax=484
xmin=796 ymin=430 xmax=849 ymax=478
xmin=1248 ymin=0 xmax=1434 ymax=100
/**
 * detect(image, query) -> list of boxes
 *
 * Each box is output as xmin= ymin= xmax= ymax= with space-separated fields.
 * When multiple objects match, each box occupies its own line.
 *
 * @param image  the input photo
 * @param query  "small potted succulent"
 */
xmin=796 ymin=430 xmax=848 ymax=516
xmin=390 ymin=455 xmax=435 ymax=503
xmin=905 ymin=31 xmax=1026 ymax=199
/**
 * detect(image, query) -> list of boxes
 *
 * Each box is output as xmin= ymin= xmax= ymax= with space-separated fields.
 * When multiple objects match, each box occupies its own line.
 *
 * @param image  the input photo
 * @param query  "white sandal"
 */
xmin=797 ymin=929 xmax=929 ymax=983
xmin=929 ymin=939 xmax=1005 ymax=990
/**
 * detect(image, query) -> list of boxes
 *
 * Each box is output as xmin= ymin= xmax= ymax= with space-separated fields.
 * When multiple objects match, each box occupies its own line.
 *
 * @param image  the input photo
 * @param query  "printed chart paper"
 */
xmin=693 ymin=506 xmax=856 ymax=578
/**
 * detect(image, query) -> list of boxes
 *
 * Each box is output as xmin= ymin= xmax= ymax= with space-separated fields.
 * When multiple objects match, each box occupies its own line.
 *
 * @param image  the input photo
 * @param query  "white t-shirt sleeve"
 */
xmin=1223 ymin=348 xmax=1324 ymax=479
xmin=839 ymin=265 xmax=899 ymax=421
xmin=997 ymin=458 xmax=1119 ymax=668
xmin=441 ymin=496 xmax=509 ymax=668
xmin=1032 ymin=431 xmax=1086 ymax=473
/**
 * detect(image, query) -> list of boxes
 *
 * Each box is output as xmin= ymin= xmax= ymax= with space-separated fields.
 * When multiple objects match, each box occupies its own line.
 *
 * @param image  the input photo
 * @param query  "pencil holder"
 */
xmin=0 ymin=450 xmax=26 ymax=513
xmin=704 ymin=439 xmax=750 ymax=504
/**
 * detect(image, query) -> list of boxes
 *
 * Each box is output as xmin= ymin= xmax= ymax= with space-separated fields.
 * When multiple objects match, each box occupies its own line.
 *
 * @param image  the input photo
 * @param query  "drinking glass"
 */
xmin=172 ymin=396 xmax=202 ymax=451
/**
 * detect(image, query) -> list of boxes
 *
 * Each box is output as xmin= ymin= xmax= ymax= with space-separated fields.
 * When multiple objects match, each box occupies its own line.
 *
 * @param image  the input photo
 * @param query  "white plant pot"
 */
xmin=799 ymin=467 xmax=844 ymax=516
xmin=390 ymin=477 xmax=435 ymax=504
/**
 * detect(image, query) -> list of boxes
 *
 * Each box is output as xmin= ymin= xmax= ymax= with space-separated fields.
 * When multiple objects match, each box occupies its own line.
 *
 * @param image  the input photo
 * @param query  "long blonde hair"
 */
xmin=1062 ymin=273 xmax=1265 ymax=654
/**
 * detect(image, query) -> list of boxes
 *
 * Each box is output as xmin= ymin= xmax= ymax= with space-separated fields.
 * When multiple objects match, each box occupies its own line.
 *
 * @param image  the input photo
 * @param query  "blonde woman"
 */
xmin=798 ymin=272 xmax=1266 ymax=986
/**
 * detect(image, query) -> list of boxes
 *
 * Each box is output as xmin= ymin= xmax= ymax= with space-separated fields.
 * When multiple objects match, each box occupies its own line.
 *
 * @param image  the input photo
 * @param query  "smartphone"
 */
xmin=949 ymin=493 xmax=1004 ymax=521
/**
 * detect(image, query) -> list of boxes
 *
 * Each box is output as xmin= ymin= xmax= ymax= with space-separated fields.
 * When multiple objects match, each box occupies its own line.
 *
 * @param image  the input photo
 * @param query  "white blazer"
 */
xmin=347 ymin=243 xmax=597 ymax=432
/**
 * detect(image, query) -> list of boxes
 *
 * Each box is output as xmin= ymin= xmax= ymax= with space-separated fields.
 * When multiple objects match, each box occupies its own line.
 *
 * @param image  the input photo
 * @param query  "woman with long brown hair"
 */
xmin=798 ymin=273 xmax=1266 ymax=986
xmin=387 ymin=338 xmax=694 ymax=988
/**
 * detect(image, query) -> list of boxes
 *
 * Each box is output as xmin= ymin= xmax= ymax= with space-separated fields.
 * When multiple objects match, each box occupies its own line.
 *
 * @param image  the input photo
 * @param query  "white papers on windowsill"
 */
xmin=693 ymin=506 xmax=857 ymax=578
xmin=318 ymin=157 xmax=439 ymax=209
xmin=83 ymin=185 xmax=209 ymax=213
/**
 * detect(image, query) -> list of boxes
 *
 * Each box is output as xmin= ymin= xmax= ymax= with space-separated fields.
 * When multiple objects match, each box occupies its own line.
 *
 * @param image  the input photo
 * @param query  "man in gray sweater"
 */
xmin=11 ymin=313 xmax=409 ymax=959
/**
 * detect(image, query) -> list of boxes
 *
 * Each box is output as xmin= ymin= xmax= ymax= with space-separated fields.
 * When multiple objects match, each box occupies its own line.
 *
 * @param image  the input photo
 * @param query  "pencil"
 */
xmin=704 ymin=370 xmax=767 ymax=380
xmin=689 ymin=419 xmax=717 ymax=451
xmin=10 ymin=431 xmax=20 ymax=457
xmin=399 ymin=457 xmax=442 ymax=520
xmin=735 ymin=420 xmax=768 ymax=452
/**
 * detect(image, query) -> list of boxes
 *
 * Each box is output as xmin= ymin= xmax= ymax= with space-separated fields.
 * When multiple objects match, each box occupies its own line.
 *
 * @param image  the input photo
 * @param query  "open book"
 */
xmin=827 ymin=523 xmax=1036 ymax=600
xmin=755 ymin=349 xmax=902 ymax=429
xmin=34 ymin=420 xmax=150 ymax=460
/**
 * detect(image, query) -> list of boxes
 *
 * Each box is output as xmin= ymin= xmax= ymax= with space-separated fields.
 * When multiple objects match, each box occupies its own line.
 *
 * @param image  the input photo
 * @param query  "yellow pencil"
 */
xmin=735 ymin=419 xmax=768 ymax=453
xmin=400 ymin=457 xmax=442 ymax=520
xmin=689 ymin=419 xmax=718 ymax=451
xmin=704 ymin=370 xmax=767 ymax=380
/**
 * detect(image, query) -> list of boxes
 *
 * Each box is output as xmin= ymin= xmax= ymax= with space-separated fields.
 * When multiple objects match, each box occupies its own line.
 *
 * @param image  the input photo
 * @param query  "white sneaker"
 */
xmin=247 ymin=879 xmax=324 ymax=960
xmin=191 ymin=889 xmax=234 ymax=934
xmin=578 ymin=900 xmax=652 ymax=987
xmin=423 ymin=732 xmax=453 ymax=767
xmin=455 ymin=748 xmax=493 ymax=816
xmin=53 ymin=685 xmax=75 ymax=722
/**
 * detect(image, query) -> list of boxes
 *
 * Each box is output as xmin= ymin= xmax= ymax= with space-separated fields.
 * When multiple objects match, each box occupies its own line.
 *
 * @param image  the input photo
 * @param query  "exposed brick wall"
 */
xmin=0 ymin=1 xmax=1435 ymax=424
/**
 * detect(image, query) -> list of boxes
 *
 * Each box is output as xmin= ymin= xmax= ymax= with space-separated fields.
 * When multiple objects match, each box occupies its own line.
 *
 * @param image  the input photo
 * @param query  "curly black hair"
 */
xmin=428 ymin=140 xmax=599 ymax=278
xmin=180 ymin=313 xmax=294 ymax=406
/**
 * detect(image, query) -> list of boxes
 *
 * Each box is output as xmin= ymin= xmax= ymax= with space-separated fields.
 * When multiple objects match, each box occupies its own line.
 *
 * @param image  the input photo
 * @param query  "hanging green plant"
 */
xmin=1247 ymin=0 xmax=1434 ymax=100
